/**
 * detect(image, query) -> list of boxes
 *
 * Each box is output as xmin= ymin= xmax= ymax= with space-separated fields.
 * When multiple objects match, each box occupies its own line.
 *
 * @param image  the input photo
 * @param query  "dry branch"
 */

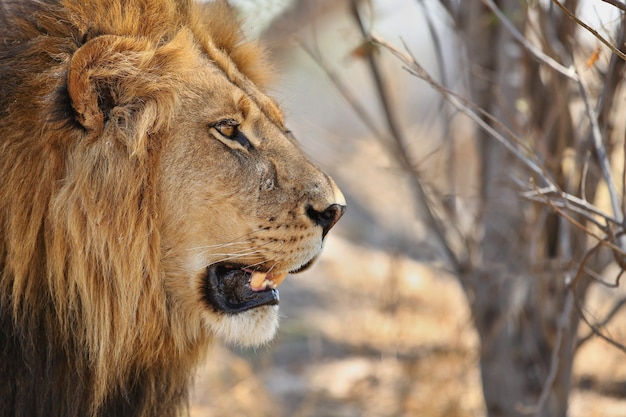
xmin=482 ymin=0 xmax=579 ymax=80
xmin=552 ymin=0 xmax=626 ymax=61
xmin=370 ymin=34 xmax=558 ymax=186
xmin=600 ymin=0 xmax=626 ymax=13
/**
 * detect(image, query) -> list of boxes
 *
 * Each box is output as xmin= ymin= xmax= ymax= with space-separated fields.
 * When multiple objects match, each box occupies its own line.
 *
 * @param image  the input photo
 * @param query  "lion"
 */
xmin=0 ymin=0 xmax=345 ymax=416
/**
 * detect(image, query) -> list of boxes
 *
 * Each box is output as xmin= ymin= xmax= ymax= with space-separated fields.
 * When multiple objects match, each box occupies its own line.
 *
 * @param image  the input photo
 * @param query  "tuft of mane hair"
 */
xmin=0 ymin=1 xmax=272 ymax=416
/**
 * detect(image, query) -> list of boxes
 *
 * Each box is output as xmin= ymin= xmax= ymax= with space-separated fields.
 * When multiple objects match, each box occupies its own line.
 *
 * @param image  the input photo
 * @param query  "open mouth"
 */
xmin=202 ymin=263 xmax=289 ymax=314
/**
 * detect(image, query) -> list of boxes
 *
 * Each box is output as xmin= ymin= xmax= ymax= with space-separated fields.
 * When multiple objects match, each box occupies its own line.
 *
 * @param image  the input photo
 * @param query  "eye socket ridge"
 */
xmin=211 ymin=119 xmax=252 ymax=149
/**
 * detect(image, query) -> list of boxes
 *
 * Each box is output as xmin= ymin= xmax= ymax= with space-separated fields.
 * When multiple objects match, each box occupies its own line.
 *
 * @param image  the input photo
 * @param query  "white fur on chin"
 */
xmin=203 ymin=305 xmax=280 ymax=347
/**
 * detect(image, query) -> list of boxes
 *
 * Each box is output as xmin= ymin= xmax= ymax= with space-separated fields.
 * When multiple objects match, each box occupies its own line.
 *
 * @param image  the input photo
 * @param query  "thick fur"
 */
xmin=0 ymin=1 xmax=344 ymax=416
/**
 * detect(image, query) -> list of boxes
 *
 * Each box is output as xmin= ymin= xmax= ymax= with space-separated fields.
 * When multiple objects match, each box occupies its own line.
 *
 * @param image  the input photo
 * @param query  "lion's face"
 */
xmin=155 ymin=41 xmax=345 ymax=346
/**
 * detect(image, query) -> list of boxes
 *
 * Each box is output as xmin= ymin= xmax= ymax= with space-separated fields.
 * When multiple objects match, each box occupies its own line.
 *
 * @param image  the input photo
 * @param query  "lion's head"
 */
xmin=0 ymin=0 xmax=344 ymax=415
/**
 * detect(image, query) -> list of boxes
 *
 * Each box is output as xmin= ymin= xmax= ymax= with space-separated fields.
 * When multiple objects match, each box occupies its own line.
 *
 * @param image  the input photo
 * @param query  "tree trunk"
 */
xmin=456 ymin=1 xmax=586 ymax=416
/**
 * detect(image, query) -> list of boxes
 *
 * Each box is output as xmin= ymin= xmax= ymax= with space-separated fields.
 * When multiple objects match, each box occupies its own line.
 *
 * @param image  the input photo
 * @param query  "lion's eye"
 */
xmin=214 ymin=120 xmax=238 ymax=138
xmin=211 ymin=119 xmax=252 ymax=150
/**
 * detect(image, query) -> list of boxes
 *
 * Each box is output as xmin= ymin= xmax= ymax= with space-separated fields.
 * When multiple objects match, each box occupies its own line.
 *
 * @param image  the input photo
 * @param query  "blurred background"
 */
xmin=191 ymin=1 xmax=626 ymax=416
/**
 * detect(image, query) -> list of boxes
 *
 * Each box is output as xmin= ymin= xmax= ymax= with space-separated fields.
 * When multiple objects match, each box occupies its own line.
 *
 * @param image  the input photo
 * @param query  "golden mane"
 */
xmin=0 ymin=0 xmax=273 ymax=415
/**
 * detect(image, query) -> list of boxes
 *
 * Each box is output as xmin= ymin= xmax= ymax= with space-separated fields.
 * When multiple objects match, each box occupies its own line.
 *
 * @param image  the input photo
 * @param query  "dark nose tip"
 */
xmin=307 ymin=203 xmax=346 ymax=238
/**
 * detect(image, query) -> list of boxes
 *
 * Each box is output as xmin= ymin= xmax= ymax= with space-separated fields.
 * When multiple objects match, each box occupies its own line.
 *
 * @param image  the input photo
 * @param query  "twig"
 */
xmin=416 ymin=0 xmax=449 ymax=89
xmin=348 ymin=0 xmax=467 ymax=272
xmin=615 ymin=267 xmax=625 ymax=287
xmin=298 ymin=42 xmax=387 ymax=143
xmin=534 ymin=291 xmax=574 ymax=417
xmin=416 ymin=0 xmax=457 ymax=210
xmin=574 ymin=61 xmax=626 ymax=254
xmin=582 ymin=265 xmax=622 ymax=288
xmin=594 ymin=16 xmax=626 ymax=223
xmin=522 ymin=186 xmax=624 ymax=226
xmin=526 ymin=182 xmax=626 ymax=259
xmin=568 ymin=241 xmax=605 ymax=288
xmin=482 ymin=0 xmax=579 ymax=81
xmin=371 ymin=34 xmax=556 ymax=186
xmin=551 ymin=203 xmax=625 ymax=258
xmin=523 ymin=196 xmax=607 ymax=230
xmin=599 ymin=0 xmax=626 ymax=13
xmin=552 ymin=0 xmax=626 ymax=61
xmin=581 ymin=151 xmax=591 ymax=202
xmin=577 ymin=296 xmax=626 ymax=348
xmin=349 ymin=0 xmax=409 ymax=164
xmin=575 ymin=291 xmax=626 ymax=354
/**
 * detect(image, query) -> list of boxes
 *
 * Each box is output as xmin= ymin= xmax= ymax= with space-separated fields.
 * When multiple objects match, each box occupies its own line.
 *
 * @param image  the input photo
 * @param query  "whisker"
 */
xmin=186 ymin=226 xmax=270 ymax=253
xmin=188 ymin=241 xmax=253 ymax=252
xmin=202 ymin=249 xmax=268 ymax=266
xmin=186 ymin=226 xmax=300 ymax=271
xmin=210 ymin=227 xmax=267 ymax=246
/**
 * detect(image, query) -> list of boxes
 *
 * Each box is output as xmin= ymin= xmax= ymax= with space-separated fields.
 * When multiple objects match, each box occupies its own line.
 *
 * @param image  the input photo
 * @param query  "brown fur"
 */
xmin=0 ymin=1 xmax=344 ymax=416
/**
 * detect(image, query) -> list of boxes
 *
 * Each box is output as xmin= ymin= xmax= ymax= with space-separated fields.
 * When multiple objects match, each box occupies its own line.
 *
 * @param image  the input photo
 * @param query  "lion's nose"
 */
xmin=307 ymin=203 xmax=346 ymax=238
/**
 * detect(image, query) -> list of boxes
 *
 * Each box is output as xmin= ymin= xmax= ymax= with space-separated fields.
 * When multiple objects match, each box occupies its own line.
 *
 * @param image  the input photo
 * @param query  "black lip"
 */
xmin=202 ymin=264 xmax=279 ymax=314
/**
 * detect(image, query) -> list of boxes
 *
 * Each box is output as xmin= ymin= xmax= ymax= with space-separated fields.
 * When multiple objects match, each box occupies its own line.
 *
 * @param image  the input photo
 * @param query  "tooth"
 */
xmin=249 ymin=271 xmax=289 ymax=291
xmin=250 ymin=271 xmax=267 ymax=290
xmin=269 ymin=272 xmax=288 ymax=287
xmin=264 ymin=279 xmax=279 ymax=289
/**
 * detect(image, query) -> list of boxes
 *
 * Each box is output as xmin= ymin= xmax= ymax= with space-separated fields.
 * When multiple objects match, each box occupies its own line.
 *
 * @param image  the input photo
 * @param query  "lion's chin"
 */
xmin=203 ymin=305 xmax=280 ymax=347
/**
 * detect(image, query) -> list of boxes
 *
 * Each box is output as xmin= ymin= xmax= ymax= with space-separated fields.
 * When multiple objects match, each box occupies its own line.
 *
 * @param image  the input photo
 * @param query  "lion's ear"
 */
xmin=67 ymin=35 xmax=144 ymax=132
